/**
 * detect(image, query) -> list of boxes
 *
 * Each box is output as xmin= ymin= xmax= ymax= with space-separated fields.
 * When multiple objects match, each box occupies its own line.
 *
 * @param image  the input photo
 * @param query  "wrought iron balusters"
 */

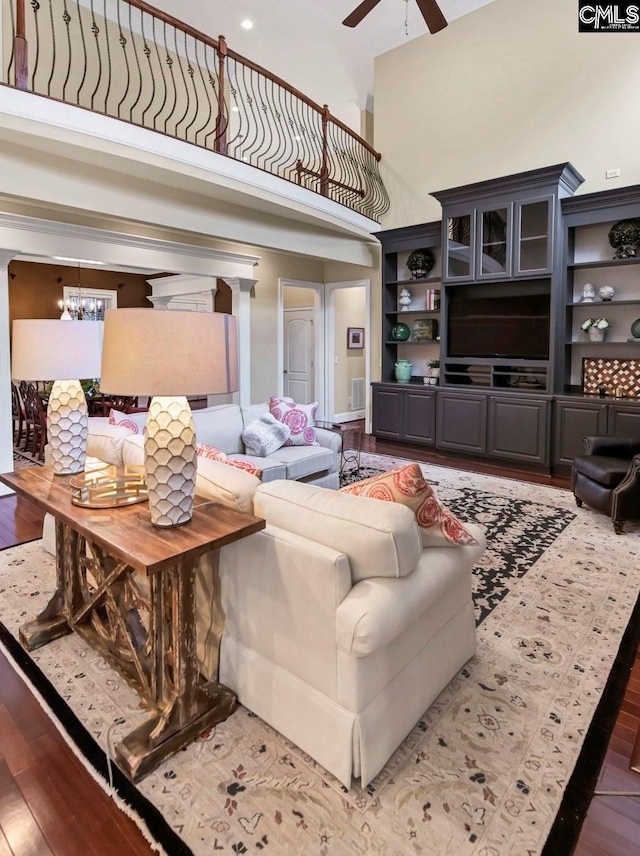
xmin=2 ymin=0 xmax=390 ymax=221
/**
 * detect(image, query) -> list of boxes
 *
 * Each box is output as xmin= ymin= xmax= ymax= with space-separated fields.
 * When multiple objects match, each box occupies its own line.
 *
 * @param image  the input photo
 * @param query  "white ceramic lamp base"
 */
xmin=47 ymin=380 xmax=89 ymax=475
xmin=145 ymin=396 xmax=197 ymax=528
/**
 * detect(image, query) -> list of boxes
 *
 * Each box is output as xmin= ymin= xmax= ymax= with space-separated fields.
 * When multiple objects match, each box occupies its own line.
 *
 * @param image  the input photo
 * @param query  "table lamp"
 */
xmin=11 ymin=319 xmax=103 ymax=475
xmin=100 ymin=309 xmax=238 ymax=528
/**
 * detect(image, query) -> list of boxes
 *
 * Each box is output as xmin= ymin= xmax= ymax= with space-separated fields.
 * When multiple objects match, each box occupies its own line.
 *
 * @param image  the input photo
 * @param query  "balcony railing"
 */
xmin=2 ymin=0 xmax=390 ymax=221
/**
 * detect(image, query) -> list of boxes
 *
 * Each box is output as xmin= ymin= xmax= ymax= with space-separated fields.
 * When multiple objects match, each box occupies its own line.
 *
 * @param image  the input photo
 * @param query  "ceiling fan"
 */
xmin=342 ymin=0 xmax=448 ymax=34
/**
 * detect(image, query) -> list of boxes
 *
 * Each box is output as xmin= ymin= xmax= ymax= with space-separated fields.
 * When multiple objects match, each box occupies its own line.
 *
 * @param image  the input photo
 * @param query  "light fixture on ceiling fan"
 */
xmin=342 ymin=0 xmax=448 ymax=34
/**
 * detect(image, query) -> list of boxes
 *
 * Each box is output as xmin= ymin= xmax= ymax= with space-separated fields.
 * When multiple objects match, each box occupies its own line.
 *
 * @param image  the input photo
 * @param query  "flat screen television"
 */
xmin=448 ymin=292 xmax=550 ymax=359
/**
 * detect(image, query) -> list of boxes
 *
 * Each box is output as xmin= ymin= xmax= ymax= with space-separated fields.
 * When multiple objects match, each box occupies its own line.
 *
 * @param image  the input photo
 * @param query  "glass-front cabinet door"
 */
xmin=477 ymin=205 xmax=512 ymax=279
xmin=445 ymin=212 xmax=475 ymax=281
xmin=514 ymin=197 xmax=553 ymax=275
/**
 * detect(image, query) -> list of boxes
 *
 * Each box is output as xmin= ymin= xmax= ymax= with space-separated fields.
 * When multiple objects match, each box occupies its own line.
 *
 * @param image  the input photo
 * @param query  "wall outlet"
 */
xmin=606 ymin=169 xmax=621 ymax=179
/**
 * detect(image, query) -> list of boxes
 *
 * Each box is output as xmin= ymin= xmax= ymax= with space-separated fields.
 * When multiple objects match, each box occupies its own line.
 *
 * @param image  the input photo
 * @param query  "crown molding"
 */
xmin=431 ymin=163 xmax=585 ymax=206
xmin=0 ymin=212 xmax=261 ymax=267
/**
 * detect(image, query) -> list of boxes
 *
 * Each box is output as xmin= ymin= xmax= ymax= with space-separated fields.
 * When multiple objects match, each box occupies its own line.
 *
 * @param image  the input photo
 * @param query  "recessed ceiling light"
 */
xmin=241 ymin=19 xmax=253 ymax=30
xmin=294 ymin=135 xmax=301 ymax=141
xmin=232 ymin=105 xmax=239 ymax=112
xmin=53 ymin=256 xmax=106 ymax=265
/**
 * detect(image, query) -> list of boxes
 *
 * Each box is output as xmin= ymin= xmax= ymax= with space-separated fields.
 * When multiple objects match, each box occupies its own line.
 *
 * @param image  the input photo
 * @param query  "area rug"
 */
xmin=1 ymin=455 xmax=639 ymax=856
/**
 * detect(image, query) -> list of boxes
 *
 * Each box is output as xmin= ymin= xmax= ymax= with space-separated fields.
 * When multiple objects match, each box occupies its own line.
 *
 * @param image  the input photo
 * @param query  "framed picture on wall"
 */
xmin=347 ymin=327 xmax=365 ymax=349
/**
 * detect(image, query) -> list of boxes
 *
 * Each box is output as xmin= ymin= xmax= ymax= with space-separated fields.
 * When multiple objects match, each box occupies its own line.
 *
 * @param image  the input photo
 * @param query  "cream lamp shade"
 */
xmin=11 ymin=319 xmax=104 ymax=475
xmin=100 ymin=309 xmax=238 ymax=395
xmin=100 ymin=309 xmax=238 ymax=528
xmin=12 ymin=319 xmax=103 ymax=381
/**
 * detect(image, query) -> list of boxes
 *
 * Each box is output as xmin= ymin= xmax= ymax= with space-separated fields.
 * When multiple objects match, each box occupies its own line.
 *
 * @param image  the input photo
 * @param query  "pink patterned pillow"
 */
xmin=196 ymin=444 xmax=227 ymax=462
xmin=225 ymin=459 xmax=263 ymax=479
xmin=341 ymin=463 xmax=478 ymax=548
xmin=109 ymin=409 xmax=141 ymax=435
xmin=269 ymin=397 xmax=319 ymax=446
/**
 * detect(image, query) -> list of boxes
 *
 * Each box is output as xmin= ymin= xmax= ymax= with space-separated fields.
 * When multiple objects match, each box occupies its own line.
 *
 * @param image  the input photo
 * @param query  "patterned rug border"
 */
xmin=0 ymin=614 xmax=192 ymax=856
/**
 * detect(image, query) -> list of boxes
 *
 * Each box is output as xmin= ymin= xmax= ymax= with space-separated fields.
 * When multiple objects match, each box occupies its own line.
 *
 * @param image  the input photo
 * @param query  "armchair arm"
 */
xmin=612 ymin=454 xmax=640 ymax=523
xmin=582 ymin=436 xmax=640 ymax=458
xmin=315 ymin=427 xmax=342 ymax=455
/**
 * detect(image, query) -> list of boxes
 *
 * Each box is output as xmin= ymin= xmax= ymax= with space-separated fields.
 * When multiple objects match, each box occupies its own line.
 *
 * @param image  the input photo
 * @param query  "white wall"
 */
xmin=375 ymin=0 xmax=640 ymax=228
xmin=332 ymin=286 xmax=366 ymax=415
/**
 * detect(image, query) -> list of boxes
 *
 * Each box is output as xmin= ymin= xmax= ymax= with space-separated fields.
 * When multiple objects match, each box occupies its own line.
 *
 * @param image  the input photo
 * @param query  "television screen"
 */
xmin=448 ymin=293 xmax=550 ymax=359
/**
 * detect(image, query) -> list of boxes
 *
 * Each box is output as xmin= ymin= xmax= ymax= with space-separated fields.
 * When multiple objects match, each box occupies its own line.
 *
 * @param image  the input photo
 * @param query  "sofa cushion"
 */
xmin=336 ymin=523 xmax=486 ymax=657
xmin=228 ymin=455 xmax=286 ymax=482
xmin=254 ymin=480 xmax=422 ymax=583
xmin=122 ymin=434 xmax=145 ymax=467
xmin=266 ymin=446 xmax=335 ymax=481
xmin=192 ymin=405 xmax=244 ymax=455
xmin=341 ymin=464 xmax=478 ymax=548
xmin=196 ymin=456 xmax=261 ymax=514
xmin=269 ymin=397 xmax=319 ymax=446
xmin=87 ymin=421 xmax=137 ymax=466
xmin=242 ymin=413 xmax=290 ymax=457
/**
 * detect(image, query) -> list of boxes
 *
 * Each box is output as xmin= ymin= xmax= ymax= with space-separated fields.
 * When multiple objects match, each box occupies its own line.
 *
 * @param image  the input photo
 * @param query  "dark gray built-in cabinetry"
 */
xmin=373 ymin=165 xmax=640 ymax=473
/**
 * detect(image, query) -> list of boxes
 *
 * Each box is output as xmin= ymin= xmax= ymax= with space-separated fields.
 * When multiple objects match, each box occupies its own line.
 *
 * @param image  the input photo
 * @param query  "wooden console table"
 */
xmin=0 ymin=466 xmax=265 ymax=782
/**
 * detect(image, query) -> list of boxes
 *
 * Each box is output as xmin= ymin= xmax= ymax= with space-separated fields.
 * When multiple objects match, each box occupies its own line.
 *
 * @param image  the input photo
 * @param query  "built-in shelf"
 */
xmin=567 ymin=339 xmax=640 ymax=345
xmin=386 ymin=310 xmax=440 ymax=317
xmin=569 ymin=257 xmax=640 ymax=270
xmin=386 ymin=276 xmax=442 ymax=286
xmin=386 ymin=340 xmax=440 ymax=345
xmin=568 ymin=299 xmax=640 ymax=307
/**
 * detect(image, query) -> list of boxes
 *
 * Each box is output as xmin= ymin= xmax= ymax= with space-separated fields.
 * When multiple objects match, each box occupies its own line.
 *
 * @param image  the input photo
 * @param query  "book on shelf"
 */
xmin=425 ymin=289 xmax=441 ymax=311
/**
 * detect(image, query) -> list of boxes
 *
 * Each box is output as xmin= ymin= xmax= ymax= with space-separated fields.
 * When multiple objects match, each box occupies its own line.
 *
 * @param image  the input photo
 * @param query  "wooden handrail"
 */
xmin=119 ymin=0 xmax=382 ymax=161
xmin=14 ymin=0 xmax=28 ymax=90
xmin=7 ymin=0 xmax=389 ymax=218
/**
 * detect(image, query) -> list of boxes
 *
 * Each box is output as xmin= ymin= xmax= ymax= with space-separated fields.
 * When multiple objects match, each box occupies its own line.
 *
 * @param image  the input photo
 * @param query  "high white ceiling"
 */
xmin=152 ymin=0 xmax=496 ymax=130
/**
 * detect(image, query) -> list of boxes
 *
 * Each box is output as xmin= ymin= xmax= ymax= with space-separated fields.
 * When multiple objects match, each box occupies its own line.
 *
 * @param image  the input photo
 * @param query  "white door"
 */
xmin=283 ymin=309 xmax=314 ymax=403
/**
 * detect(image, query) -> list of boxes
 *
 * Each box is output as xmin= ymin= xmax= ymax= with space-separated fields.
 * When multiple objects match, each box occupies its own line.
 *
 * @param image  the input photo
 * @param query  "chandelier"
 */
xmin=58 ymin=264 xmax=106 ymax=321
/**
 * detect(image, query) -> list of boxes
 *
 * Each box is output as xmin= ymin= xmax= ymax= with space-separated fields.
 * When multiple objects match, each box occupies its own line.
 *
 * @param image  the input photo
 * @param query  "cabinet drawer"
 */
xmin=436 ymin=393 xmax=487 ymax=454
xmin=403 ymin=389 xmax=436 ymax=445
xmin=608 ymin=405 xmax=640 ymax=441
xmin=553 ymin=401 xmax=608 ymax=466
xmin=488 ymin=397 xmax=549 ymax=465
xmin=372 ymin=386 xmax=403 ymax=439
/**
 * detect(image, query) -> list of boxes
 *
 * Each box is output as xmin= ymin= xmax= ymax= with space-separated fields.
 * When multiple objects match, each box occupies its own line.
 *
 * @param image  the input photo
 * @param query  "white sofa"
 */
xmin=196 ymin=477 xmax=486 ymax=788
xmin=43 ymin=428 xmax=485 ymax=789
xmin=90 ymin=402 xmax=341 ymax=489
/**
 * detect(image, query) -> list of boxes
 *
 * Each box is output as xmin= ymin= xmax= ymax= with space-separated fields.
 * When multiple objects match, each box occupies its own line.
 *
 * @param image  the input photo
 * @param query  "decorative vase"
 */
xmin=391 ymin=322 xmax=411 ymax=341
xmin=629 ymin=318 xmax=640 ymax=342
xmin=398 ymin=288 xmax=412 ymax=311
xmin=581 ymin=283 xmax=596 ymax=303
xmin=598 ymin=285 xmax=616 ymax=301
xmin=395 ymin=360 xmax=412 ymax=383
xmin=588 ymin=326 xmax=606 ymax=342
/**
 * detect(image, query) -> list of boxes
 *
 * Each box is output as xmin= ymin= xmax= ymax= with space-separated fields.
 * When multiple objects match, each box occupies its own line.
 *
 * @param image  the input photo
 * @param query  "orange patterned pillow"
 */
xmin=340 ymin=463 xmax=478 ymax=548
xmin=225 ymin=459 xmax=263 ymax=480
xmin=197 ymin=444 xmax=227 ymax=462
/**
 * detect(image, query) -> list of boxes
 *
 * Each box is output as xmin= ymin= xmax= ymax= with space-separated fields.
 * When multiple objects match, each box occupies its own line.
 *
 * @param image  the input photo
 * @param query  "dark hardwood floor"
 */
xmin=0 ymin=449 xmax=639 ymax=856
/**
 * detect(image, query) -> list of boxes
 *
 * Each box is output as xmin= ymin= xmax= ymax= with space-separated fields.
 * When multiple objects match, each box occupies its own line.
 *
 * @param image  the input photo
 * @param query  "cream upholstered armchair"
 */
xmin=198 ymin=478 xmax=486 ymax=788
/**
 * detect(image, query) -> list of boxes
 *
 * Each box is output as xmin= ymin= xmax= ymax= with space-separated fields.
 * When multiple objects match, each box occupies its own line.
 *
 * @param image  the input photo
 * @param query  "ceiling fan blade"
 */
xmin=415 ymin=0 xmax=448 ymax=33
xmin=342 ymin=0 xmax=384 ymax=28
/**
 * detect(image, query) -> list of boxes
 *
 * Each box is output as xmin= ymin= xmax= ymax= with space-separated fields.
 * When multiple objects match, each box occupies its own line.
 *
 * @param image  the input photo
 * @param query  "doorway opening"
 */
xmin=278 ymin=279 xmax=324 ymax=417
xmin=325 ymin=280 xmax=370 ymax=426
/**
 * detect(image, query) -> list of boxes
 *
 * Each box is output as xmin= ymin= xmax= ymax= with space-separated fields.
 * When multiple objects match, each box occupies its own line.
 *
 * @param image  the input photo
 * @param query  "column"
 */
xmin=147 ymin=296 xmax=173 ymax=310
xmin=0 ymin=252 xmax=16 ymax=495
xmin=226 ymin=278 xmax=256 ymax=407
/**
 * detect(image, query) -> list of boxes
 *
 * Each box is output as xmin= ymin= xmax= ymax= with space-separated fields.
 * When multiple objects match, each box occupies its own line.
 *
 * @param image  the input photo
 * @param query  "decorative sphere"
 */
xmin=598 ymin=285 xmax=616 ymax=301
xmin=391 ymin=323 xmax=411 ymax=341
xmin=631 ymin=318 xmax=640 ymax=339
xmin=407 ymin=248 xmax=435 ymax=279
